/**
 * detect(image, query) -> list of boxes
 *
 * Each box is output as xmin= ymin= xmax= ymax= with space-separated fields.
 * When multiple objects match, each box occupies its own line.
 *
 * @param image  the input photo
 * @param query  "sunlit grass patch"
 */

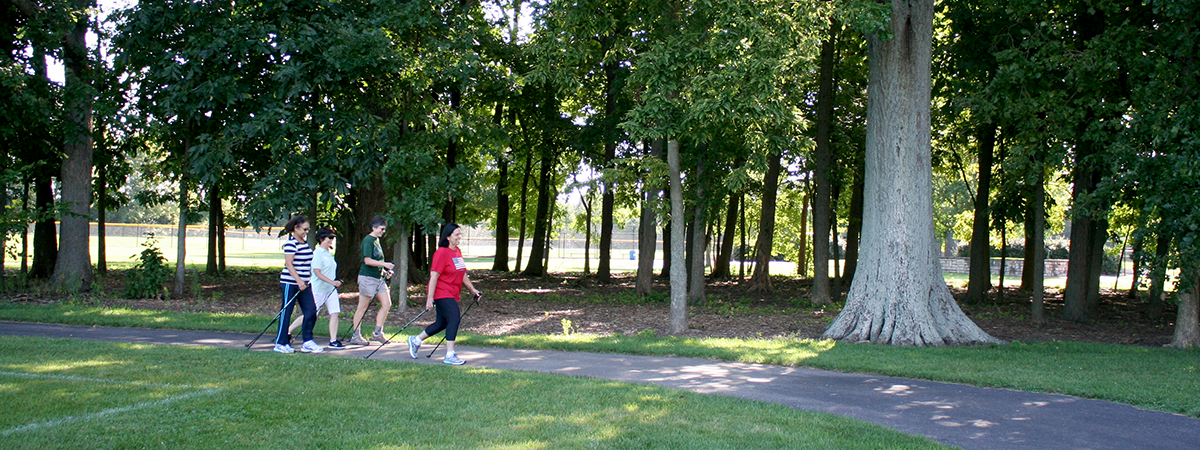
xmin=0 ymin=337 xmax=949 ymax=449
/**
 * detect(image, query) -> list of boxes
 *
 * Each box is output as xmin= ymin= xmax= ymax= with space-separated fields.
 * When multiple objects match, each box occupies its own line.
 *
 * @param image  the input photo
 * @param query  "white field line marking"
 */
xmin=0 ymin=371 xmax=196 ymax=389
xmin=0 ymin=371 xmax=220 ymax=437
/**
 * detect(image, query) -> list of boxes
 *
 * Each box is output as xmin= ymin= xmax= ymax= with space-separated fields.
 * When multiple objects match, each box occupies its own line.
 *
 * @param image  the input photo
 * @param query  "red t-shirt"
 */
xmin=430 ymin=247 xmax=467 ymax=300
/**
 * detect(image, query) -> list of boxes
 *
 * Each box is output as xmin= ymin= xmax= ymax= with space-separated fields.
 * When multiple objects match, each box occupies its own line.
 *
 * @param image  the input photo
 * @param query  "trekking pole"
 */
xmin=363 ymin=308 xmax=428 ymax=360
xmin=246 ymin=287 xmax=304 ymax=349
xmin=426 ymin=292 xmax=482 ymax=358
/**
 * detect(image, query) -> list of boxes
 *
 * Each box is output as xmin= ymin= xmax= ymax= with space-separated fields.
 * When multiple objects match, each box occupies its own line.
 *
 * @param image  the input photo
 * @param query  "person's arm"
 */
xmin=463 ymin=273 xmax=480 ymax=298
xmin=362 ymin=257 xmax=394 ymax=271
xmin=313 ymin=268 xmax=341 ymax=289
xmin=285 ymin=253 xmax=306 ymax=291
xmin=425 ymin=271 xmax=440 ymax=310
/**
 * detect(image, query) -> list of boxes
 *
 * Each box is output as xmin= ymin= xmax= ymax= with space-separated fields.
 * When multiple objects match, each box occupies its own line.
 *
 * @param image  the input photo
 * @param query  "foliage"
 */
xmin=123 ymin=234 xmax=172 ymax=299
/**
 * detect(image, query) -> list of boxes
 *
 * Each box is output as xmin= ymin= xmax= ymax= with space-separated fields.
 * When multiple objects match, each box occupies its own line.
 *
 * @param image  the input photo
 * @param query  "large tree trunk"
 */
xmin=50 ymin=0 xmax=95 ymax=291
xmin=336 ymin=174 xmax=386 ymax=280
xmin=596 ymin=61 xmax=619 ymax=282
xmin=965 ymin=124 xmax=997 ymax=304
xmin=1030 ymin=164 xmax=1047 ymax=325
xmin=207 ymin=186 xmax=220 ymax=275
xmin=1146 ymin=234 xmax=1169 ymax=321
xmin=661 ymin=220 xmax=672 ymax=277
xmin=31 ymin=177 xmax=56 ymax=279
xmin=822 ymin=0 xmax=999 ymax=346
xmin=636 ymin=141 xmax=661 ymax=296
xmin=714 ymin=192 xmax=738 ymax=278
xmin=174 ymin=151 xmax=188 ymax=298
xmin=515 ymin=152 xmax=533 ymax=272
xmin=492 ymin=148 xmax=510 ymax=272
xmin=842 ymin=165 xmax=865 ymax=287
xmin=390 ymin=223 xmax=411 ymax=314
xmin=96 ymin=162 xmax=107 ymax=275
xmin=667 ymin=139 xmax=687 ymax=334
xmin=1167 ymin=273 xmax=1199 ymax=348
xmin=687 ymin=158 xmax=706 ymax=305
xmin=522 ymin=152 xmax=553 ymax=277
xmin=1063 ymin=136 xmax=1104 ymax=321
xmin=810 ymin=19 xmax=838 ymax=304
xmin=749 ymin=151 xmax=782 ymax=292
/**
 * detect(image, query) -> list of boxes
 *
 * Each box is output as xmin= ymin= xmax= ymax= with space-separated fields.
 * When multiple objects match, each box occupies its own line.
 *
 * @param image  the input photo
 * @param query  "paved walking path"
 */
xmin=3 ymin=321 xmax=1198 ymax=450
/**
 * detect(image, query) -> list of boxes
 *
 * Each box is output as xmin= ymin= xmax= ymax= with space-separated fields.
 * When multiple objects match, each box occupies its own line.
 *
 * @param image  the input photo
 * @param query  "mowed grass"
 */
xmin=0 ymin=337 xmax=950 ymax=450
xmin=2 ymin=302 xmax=1199 ymax=418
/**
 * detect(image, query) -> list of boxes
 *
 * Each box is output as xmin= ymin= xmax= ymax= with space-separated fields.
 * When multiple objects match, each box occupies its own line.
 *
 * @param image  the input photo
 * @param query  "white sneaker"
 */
xmin=443 ymin=353 xmax=464 ymax=365
xmin=300 ymin=340 xmax=324 ymax=354
xmin=273 ymin=344 xmax=294 ymax=354
xmin=407 ymin=336 xmax=422 ymax=359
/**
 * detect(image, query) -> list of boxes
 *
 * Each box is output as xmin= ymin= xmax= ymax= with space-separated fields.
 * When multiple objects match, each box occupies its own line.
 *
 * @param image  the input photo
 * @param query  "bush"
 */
xmin=124 ymin=234 xmax=172 ymax=299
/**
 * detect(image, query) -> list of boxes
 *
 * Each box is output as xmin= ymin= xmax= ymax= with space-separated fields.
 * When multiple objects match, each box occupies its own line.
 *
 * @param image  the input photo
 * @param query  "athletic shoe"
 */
xmin=300 ymin=340 xmax=324 ymax=354
xmin=371 ymin=330 xmax=389 ymax=343
xmin=349 ymin=332 xmax=369 ymax=346
xmin=407 ymin=335 xmax=422 ymax=359
xmin=327 ymin=340 xmax=345 ymax=349
xmin=273 ymin=344 xmax=294 ymax=354
xmin=443 ymin=354 xmax=465 ymax=365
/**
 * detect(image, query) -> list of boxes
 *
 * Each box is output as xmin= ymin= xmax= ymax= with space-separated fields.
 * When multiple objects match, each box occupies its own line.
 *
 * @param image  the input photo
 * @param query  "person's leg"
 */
xmin=439 ymin=299 xmax=463 ymax=364
xmin=299 ymin=289 xmax=317 ymax=343
xmin=371 ymin=289 xmax=392 ymax=340
xmin=287 ymin=316 xmax=302 ymax=336
xmin=275 ymin=284 xmax=297 ymax=346
xmin=328 ymin=313 xmax=339 ymax=341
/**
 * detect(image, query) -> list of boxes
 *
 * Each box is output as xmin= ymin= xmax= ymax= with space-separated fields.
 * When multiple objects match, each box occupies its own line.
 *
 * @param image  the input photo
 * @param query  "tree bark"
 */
xmin=207 ymin=186 xmax=220 ymax=275
xmin=965 ymin=124 xmax=997 ymax=304
xmin=1147 ymin=234 xmax=1169 ymax=321
xmin=636 ymin=140 xmax=661 ymax=295
xmin=687 ymin=158 xmax=706 ymax=305
xmin=714 ymin=192 xmax=738 ymax=278
xmin=1063 ymin=137 xmax=1105 ymax=321
xmin=822 ymin=0 xmax=1000 ymax=346
xmin=97 ymin=161 xmax=107 ymax=275
xmin=1030 ymin=164 xmax=1047 ymax=325
xmin=492 ymin=147 xmax=510 ymax=271
xmin=50 ymin=0 xmax=95 ymax=290
xmin=174 ymin=150 xmax=188 ymax=298
xmin=522 ymin=151 xmax=553 ymax=277
xmin=667 ymin=139 xmax=687 ymax=334
xmin=596 ymin=61 xmax=619 ymax=282
xmin=31 ymin=176 xmax=57 ymax=279
xmin=390 ymin=223 xmax=410 ymax=314
xmin=749 ymin=151 xmax=782 ymax=292
xmin=515 ymin=152 xmax=533 ymax=272
xmin=1167 ymin=273 xmax=1199 ymax=348
xmin=842 ymin=165 xmax=864 ymax=287
xmin=661 ymin=220 xmax=672 ymax=277
xmin=810 ymin=19 xmax=839 ymax=305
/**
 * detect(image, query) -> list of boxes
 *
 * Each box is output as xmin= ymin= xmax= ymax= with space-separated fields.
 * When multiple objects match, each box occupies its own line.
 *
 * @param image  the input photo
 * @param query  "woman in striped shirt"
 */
xmin=276 ymin=215 xmax=321 ymax=354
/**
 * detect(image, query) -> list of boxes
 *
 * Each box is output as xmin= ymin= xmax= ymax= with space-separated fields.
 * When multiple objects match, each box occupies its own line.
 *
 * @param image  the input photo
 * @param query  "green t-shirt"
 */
xmin=359 ymin=235 xmax=385 ymax=278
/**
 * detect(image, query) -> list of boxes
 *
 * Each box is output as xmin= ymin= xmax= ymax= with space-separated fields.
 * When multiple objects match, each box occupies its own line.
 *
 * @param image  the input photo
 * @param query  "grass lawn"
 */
xmin=0 ymin=337 xmax=949 ymax=449
xmin=2 ymin=302 xmax=1197 ymax=418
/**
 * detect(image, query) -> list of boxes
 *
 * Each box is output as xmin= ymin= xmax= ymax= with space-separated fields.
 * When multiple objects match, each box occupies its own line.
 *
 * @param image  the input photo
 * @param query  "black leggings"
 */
xmin=423 ymin=298 xmax=461 ymax=341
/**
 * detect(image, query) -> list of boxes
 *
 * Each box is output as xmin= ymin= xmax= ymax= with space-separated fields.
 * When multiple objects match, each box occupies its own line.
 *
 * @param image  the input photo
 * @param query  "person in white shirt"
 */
xmin=288 ymin=227 xmax=345 ymax=348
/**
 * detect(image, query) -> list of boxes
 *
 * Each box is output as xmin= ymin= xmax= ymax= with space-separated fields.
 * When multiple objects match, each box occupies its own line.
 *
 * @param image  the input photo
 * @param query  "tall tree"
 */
xmin=823 ymin=0 xmax=999 ymax=345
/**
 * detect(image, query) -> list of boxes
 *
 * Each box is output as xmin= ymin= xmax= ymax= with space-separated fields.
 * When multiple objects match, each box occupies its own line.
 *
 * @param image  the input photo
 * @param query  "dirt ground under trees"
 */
xmin=6 ymin=269 xmax=1178 ymax=347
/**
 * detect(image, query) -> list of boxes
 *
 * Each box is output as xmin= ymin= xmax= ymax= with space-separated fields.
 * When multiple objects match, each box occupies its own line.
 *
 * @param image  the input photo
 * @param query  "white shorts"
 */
xmin=314 ymin=290 xmax=341 ymax=315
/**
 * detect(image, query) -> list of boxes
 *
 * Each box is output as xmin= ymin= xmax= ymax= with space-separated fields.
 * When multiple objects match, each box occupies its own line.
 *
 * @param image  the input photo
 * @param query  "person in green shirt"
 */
xmin=349 ymin=216 xmax=395 ymax=345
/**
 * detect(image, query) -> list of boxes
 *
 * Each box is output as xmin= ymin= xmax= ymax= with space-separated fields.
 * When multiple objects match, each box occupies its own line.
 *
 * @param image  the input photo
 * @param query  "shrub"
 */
xmin=124 ymin=234 xmax=172 ymax=299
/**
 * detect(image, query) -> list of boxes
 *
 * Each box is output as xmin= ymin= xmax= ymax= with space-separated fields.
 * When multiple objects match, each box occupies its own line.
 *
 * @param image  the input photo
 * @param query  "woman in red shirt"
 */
xmin=407 ymin=223 xmax=481 ymax=365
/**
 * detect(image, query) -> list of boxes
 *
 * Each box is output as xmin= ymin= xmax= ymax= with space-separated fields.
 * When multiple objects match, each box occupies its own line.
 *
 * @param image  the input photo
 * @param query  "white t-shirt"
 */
xmin=310 ymin=246 xmax=337 ymax=294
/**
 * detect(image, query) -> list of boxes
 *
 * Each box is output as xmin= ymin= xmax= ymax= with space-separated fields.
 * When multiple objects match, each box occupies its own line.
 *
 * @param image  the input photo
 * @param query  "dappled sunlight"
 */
xmin=5 ymin=359 xmax=124 ymax=374
xmin=875 ymin=384 xmax=917 ymax=396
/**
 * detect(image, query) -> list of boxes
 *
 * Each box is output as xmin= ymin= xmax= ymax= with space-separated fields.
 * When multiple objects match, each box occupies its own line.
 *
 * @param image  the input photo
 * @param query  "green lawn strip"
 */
xmin=3 ymin=302 xmax=1198 ymax=418
xmin=0 ymin=337 xmax=948 ymax=450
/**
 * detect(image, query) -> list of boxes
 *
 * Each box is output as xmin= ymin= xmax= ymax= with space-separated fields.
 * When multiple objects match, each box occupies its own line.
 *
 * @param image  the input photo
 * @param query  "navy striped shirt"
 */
xmin=280 ymin=236 xmax=313 ymax=285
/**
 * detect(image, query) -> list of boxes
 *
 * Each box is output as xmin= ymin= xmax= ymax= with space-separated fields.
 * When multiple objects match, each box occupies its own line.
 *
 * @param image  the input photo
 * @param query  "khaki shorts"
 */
xmin=357 ymin=275 xmax=389 ymax=299
xmin=314 ymin=290 xmax=341 ymax=315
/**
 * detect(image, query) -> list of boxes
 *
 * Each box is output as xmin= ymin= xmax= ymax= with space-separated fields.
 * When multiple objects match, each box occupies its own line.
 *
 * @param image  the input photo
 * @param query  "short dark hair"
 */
xmin=438 ymin=223 xmax=460 ymax=248
xmin=369 ymin=215 xmax=387 ymax=229
xmin=315 ymin=227 xmax=337 ymax=242
xmin=284 ymin=215 xmax=309 ymax=234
